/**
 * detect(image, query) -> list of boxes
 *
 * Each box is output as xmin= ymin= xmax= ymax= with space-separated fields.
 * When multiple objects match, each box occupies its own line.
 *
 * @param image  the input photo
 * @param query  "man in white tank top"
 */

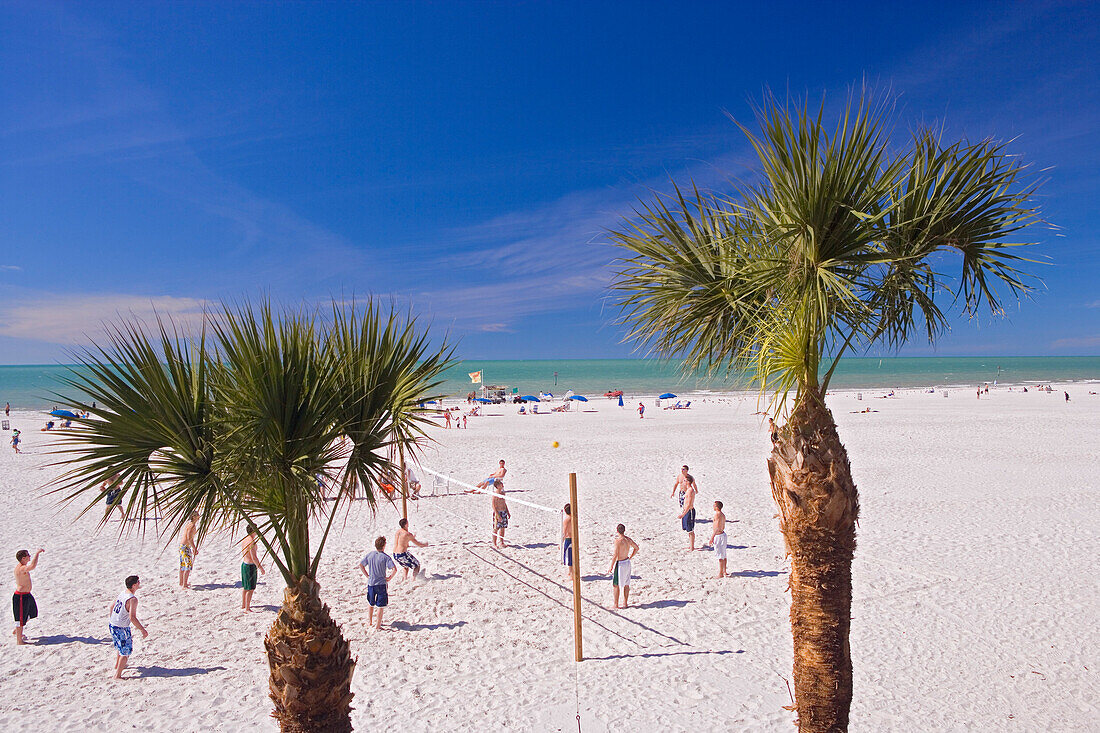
xmin=107 ymin=575 xmax=148 ymax=679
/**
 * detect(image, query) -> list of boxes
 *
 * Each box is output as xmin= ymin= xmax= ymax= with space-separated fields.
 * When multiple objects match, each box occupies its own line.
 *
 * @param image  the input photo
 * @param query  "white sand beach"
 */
xmin=1 ymin=387 xmax=1097 ymax=731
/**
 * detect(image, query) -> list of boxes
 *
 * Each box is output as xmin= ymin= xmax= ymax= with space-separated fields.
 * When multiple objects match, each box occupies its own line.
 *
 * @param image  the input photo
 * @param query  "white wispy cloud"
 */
xmin=0 ymin=294 xmax=211 ymax=344
xmin=1 ymin=265 xmax=21 ymax=271
xmin=1086 ymin=299 xmax=1100 ymax=308
xmin=1050 ymin=334 xmax=1100 ymax=350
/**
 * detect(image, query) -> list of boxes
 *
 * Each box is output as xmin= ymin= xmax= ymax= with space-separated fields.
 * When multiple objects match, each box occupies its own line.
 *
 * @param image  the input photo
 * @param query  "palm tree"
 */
xmin=49 ymin=300 xmax=452 ymax=733
xmin=609 ymin=92 xmax=1044 ymax=732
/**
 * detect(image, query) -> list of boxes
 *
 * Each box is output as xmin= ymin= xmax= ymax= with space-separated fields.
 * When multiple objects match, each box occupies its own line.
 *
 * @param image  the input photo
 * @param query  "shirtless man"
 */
xmin=608 ymin=524 xmax=639 ymax=609
xmin=561 ymin=503 xmax=574 ymax=579
xmin=671 ymin=465 xmax=699 ymax=551
xmin=178 ymin=511 xmax=199 ymax=588
xmin=491 ymin=481 xmax=510 ymax=548
xmin=13 ymin=549 xmax=43 ymax=644
xmin=393 ymin=518 xmax=428 ymax=581
xmin=706 ymin=501 xmax=728 ymax=578
xmin=240 ymin=531 xmax=266 ymax=612
xmin=474 ymin=459 xmax=507 ymax=493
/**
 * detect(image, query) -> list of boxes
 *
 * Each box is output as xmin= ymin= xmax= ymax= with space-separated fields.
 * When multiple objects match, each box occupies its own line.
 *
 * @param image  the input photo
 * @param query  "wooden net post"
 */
xmin=569 ymin=472 xmax=583 ymax=662
xmin=398 ymin=443 xmax=408 ymax=521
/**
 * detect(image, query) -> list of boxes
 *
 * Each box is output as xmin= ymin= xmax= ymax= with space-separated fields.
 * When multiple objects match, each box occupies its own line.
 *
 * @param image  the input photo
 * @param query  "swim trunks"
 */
xmin=366 ymin=584 xmax=388 ymax=608
xmin=562 ymin=537 xmax=573 ymax=566
xmin=179 ymin=544 xmax=194 ymax=571
xmin=106 ymin=488 xmax=121 ymax=506
xmin=713 ymin=532 xmax=728 ymax=560
xmin=109 ymin=624 xmax=133 ymax=656
xmin=393 ymin=552 xmax=419 ymax=569
xmin=241 ymin=562 xmax=258 ymax=591
xmin=12 ymin=592 xmax=37 ymax=625
xmin=612 ymin=558 xmax=631 ymax=587
xmin=495 ymin=509 xmax=510 ymax=530
xmin=681 ymin=507 xmax=696 ymax=532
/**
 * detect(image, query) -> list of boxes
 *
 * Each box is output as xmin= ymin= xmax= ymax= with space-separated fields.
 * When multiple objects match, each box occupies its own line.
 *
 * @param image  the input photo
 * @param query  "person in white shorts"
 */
xmin=707 ymin=501 xmax=728 ymax=578
xmin=608 ymin=523 xmax=639 ymax=609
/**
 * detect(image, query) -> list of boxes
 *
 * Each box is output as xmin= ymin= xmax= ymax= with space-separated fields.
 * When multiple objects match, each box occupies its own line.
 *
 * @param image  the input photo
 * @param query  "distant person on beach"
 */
xmin=12 ymin=548 xmax=43 ymax=645
xmin=240 ymin=531 xmax=266 ymax=613
xmin=359 ymin=536 xmax=397 ymax=630
xmin=671 ymin=465 xmax=698 ymax=551
xmin=474 ymin=459 xmax=507 ymax=492
xmin=608 ymin=524 xmax=639 ymax=609
xmin=178 ymin=511 xmax=199 ymax=588
xmin=638 ymin=402 xmax=645 ymax=418
xmin=462 ymin=414 xmax=467 ymax=429
xmin=706 ymin=501 xmax=728 ymax=578
xmin=561 ymin=503 xmax=573 ymax=579
xmin=393 ymin=518 xmax=427 ymax=581
xmin=102 ymin=474 xmax=125 ymax=521
xmin=405 ymin=465 xmax=422 ymax=500
xmin=444 ymin=409 xmax=451 ymax=429
xmin=1065 ymin=391 xmax=1070 ymax=402
xmin=976 ymin=388 xmax=981 ymax=400
xmin=108 ymin=575 xmax=148 ymax=679
xmin=4 ymin=402 xmax=9 ymax=416
xmin=768 ymin=417 xmax=779 ymax=446
xmin=491 ymin=481 xmax=510 ymax=548
xmin=10 ymin=429 xmax=20 ymax=454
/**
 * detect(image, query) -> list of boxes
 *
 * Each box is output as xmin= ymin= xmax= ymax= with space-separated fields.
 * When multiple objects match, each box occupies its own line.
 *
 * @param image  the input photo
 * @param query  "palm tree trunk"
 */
xmin=265 ymin=576 xmax=356 ymax=732
xmin=768 ymin=391 xmax=859 ymax=733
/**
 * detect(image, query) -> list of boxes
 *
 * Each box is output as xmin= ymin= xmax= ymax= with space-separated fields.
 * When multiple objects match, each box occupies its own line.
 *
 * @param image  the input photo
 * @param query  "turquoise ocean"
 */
xmin=1 ymin=357 xmax=1098 ymax=410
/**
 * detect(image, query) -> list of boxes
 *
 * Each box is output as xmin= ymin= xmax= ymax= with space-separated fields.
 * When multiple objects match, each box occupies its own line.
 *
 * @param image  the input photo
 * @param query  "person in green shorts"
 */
xmin=240 ymin=530 xmax=265 ymax=613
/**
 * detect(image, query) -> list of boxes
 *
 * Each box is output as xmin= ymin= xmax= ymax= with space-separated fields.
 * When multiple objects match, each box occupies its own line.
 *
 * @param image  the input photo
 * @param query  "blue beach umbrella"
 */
xmin=473 ymin=397 xmax=492 ymax=403
xmin=50 ymin=409 xmax=78 ymax=418
xmin=520 ymin=395 xmax=540 ymax=402
xmin=567 ymin=395 xmax=588 ymax=402
xmin=658 ymin=393 xmax=677 ymax=400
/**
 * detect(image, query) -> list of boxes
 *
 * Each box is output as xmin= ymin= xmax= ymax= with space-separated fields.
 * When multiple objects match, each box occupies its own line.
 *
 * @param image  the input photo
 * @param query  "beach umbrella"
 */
xmin=473 ymin=397 xmax=492 ymax=403
xmin=567 ymin=395 xmax=588 ymax=402
xmin=658 ymin=393 xmax=677 ymax=400
xmin=50 ymin=409 xmax=78 ymax=418
xmin=520 ymin=395 xmax=540 ymax=402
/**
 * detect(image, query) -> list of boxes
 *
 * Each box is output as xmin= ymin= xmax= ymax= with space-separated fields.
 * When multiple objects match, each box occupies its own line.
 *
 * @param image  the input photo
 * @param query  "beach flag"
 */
xmin=468 ymin=371 xmax=482 ymax=384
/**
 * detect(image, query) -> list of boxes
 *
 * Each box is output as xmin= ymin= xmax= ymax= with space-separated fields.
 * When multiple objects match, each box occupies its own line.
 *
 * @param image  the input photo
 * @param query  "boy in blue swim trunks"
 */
xmin=359 ymin=536 xmax=397 ymax=630
xmin=561 ymin=503 xmax=573 ymax=579
xmin=108 ymin=575 xmax=148 ymax=679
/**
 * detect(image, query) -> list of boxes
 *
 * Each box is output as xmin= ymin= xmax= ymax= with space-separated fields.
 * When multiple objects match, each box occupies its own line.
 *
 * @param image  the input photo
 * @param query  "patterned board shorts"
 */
xmin=110 ymin=624 xmax=133 ymax=656
xmin=393 ymin=552 xmax=419 ymax=569
xmin=179 ymin=544 xmax=194 ymax=571
xmin=495 ymin=510 xmax=510 ymax=530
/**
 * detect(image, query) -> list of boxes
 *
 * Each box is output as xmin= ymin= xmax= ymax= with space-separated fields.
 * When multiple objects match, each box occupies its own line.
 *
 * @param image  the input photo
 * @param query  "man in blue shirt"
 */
xmin=359 ymin=536 xmax=397 ymax=630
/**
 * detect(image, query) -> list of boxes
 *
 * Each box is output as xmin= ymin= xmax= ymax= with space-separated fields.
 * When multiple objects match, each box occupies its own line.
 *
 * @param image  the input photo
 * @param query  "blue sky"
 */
xmin=0 ymin=1 xmax=1097 ymax=363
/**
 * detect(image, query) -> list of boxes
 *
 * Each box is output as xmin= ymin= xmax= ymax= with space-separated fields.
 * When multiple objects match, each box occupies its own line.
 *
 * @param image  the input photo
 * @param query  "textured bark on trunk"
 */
xmin=265 ymin=576 xmax=356 ymax=732
xmin=768 ymin=391 xmax=859 ymax=733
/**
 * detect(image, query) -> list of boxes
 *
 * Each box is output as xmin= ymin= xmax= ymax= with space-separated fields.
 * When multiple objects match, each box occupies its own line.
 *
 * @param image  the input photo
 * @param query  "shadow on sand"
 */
xmin=588 ymin=649 xmax=743 ymax=661
xmin=190 ymin=582 xmax=238 ymax=591
xmin=135 ymin=665 xmax=227 ymax=678
xmin=389 ymin=620 xmax=468 ymax=632
xmin=730 ymin=569 xmax=786 ymax=578
xmin=35 ymin=634 xmax=107 ymax=646
xmin=630 ymin=599 xmax=694 ymax=610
